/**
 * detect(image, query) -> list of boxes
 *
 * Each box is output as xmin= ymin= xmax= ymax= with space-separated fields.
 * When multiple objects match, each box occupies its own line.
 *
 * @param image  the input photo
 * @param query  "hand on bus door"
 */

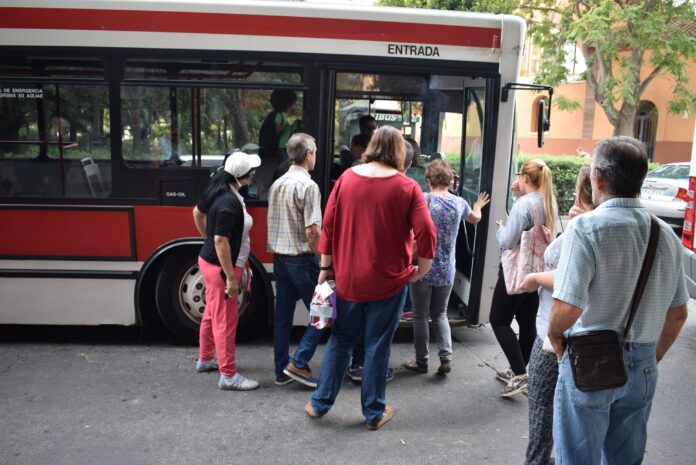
xmin=473 ymin=192 xmax=490 ymax=212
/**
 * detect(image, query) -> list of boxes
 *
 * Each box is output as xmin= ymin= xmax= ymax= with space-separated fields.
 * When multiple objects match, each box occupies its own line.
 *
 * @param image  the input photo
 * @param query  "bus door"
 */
xmin=327 ymin=71 xmax=427 ymax=190
xmin=426 ymin=77 xmax=489 ymax=322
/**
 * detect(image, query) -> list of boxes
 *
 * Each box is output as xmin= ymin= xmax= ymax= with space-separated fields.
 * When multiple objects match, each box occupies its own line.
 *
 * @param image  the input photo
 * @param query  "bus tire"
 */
xmin=154 ymin=249 xmax=268 ymax=343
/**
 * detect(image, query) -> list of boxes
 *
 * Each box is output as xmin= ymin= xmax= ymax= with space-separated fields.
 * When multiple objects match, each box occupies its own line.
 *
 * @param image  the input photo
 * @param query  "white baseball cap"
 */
xmin=224 ymin=151 xmax=261 ymax=178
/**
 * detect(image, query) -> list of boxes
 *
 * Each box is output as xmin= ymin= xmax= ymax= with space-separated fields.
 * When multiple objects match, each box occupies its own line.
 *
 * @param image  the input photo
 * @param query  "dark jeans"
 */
xmin=273 ymin=253 xmax=323 ymax=377
xmin=490 ymin=266 xmax=539 ymax=375
xmin=311 ymin=287 xmax=406 ymax=424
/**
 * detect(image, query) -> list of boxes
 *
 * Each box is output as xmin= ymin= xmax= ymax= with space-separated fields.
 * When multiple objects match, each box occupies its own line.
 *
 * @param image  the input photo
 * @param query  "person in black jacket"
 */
xmin=192 ymin=152 xmax=261 ymax=391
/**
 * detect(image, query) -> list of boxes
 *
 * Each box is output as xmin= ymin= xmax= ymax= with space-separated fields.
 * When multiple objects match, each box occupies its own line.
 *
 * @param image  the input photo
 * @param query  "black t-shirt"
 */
xmin=198 ymin=192 xmax=244 ymax=267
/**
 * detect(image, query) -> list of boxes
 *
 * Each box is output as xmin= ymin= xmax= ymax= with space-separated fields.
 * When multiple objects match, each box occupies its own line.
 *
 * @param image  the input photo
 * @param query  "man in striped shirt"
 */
xmin=267 ymin=133 xmax=324 ymax=388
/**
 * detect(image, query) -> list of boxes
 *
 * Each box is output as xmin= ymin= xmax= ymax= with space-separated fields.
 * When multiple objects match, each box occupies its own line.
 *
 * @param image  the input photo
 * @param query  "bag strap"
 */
xmin=531 ymin=199 xmax=543 ymax=227
xmin=623 ymin=215 xmax=660 ymax=340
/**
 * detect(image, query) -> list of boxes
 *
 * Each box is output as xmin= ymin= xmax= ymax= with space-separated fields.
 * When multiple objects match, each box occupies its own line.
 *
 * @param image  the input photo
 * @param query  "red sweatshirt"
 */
xmin=319 ymin=170 xmax=436 ymax=302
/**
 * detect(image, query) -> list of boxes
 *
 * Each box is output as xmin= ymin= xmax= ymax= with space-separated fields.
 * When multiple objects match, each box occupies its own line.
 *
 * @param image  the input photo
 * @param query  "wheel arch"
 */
xmin=134 ymin=238 xmax=204 ymax=331
xmin=134 ymin=238 xmax=274 ymax=331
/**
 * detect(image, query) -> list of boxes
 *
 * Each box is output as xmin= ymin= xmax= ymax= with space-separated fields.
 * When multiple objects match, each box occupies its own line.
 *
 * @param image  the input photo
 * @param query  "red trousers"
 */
xmin=198 ymin=257 xmax=242 ymax=377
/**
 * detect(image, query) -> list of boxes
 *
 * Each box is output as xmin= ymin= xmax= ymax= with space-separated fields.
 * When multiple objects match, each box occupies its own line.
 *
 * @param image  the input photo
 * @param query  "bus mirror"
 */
xmin=537 ymin=99 xmax=550 ymax=148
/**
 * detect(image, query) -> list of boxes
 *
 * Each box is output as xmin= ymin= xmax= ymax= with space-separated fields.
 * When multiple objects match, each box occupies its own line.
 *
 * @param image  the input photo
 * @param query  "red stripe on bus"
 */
xmin=0 ymin=7 xmax=501 ymax=48
xmin=133 ymin=206 xmax=272 ymax=263
xmin=0 ymin=209 xmax=133 ymax=258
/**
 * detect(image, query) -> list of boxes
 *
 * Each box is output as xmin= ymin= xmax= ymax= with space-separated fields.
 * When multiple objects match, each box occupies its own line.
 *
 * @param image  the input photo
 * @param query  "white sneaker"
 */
xmin=496 ymin=368 xmax=514 ymax=383
xmin=218 ymin=373 xmax=259 ymax=391
xmin=196 ymin=358 xmax=219 ymax=372
xmin=501 ymin=373 xmax=528 ymax=397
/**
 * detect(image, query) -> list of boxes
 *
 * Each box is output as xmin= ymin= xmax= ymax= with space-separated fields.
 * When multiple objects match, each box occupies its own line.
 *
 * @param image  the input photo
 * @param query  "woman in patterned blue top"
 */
xmin=403 ymin=159 xmax=489 ymax=375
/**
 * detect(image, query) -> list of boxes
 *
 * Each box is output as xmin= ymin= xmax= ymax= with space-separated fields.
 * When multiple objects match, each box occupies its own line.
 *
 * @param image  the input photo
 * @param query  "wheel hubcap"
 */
xmin=178 ymin=263 xmax=249 ymax=324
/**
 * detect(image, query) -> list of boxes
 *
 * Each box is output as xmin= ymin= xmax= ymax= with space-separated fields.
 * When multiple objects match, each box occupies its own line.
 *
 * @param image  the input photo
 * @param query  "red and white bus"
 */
xmin=680 ymin=122 xmax=696 ymax=298
xmin=0 ymin=0 xmax=540 ymax=341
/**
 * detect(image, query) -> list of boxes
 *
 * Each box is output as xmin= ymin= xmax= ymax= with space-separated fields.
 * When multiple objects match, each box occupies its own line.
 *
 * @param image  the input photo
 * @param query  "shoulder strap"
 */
xmin=623 ymin=215 xmax=660 ymax=340
xmin=530 ymin=198 xmax=542 ymax=226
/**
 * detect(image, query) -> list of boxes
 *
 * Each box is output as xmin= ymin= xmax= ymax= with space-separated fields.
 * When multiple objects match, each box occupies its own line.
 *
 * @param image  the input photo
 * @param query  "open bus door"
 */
xmin=425 ymin=77 xmax=492 ymax=324
xmin=680 ymin=121 xmax=696 ymax=298
xmin=454 ymin=85 xmax=487 ymax=322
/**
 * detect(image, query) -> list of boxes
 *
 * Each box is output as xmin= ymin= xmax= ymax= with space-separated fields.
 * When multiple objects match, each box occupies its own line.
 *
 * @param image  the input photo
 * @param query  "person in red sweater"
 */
xmin=304 ymin=126 xmax=437 ymax=430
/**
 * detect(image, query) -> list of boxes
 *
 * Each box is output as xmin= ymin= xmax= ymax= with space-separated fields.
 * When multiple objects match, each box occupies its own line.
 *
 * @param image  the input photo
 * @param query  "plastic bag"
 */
xmin=309 ymin=280 xmax=336 ymax=330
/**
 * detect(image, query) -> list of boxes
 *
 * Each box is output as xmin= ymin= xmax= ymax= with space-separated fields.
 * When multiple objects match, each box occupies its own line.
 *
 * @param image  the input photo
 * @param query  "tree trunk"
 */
xmin=229 ymin=89 xmax=249 ymax=148
xmin=613 ymin=107 xmax=637 ymax=137
xmin=223 ymin=117 xmax=228 ymax=153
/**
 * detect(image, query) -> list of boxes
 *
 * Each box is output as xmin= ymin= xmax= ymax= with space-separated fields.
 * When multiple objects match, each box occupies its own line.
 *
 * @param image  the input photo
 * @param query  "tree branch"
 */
xmin=638 ymin=66 xmax=664 ymax=96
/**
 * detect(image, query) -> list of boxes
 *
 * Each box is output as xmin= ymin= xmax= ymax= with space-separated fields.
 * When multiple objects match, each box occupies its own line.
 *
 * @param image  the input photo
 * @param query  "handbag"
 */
xmin=240 ymin=261 xmax=253 ymax=293
xmin=500 ymin=203 xmax=551 ymax=294
xmin=566 ymin=215 xmax=660 ymax=392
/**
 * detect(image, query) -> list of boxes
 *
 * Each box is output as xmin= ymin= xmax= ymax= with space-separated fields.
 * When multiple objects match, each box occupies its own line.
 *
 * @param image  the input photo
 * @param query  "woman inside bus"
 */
xmin=306 ymin=126 xmax=437 ymax=430
xmin=519 ymin=165 xmax=592 ymax=465
xmin=192 ymin=151 xmax=261 ymax=391
xmin=403 ymin=159 xmax=489 ymax=375
xmin=491 ymin=159 xmax=557 ymax=397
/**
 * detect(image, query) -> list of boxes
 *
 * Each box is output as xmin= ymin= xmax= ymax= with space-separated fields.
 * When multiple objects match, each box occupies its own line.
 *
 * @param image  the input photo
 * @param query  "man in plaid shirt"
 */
xmin=267 ymin=133 xmax=324 ymax=388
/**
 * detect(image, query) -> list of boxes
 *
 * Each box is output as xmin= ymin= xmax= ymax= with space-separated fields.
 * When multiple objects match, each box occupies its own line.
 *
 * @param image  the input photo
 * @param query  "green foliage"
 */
xmin=554 ymin=95 xmax=582 ymax=112
xmin=377 ymin=0 xmax=696 ymax=136
xmin=378 ymin=0 xmax=516 ymax=13
xmin=517 ymin=153 xmax=659 ymax=213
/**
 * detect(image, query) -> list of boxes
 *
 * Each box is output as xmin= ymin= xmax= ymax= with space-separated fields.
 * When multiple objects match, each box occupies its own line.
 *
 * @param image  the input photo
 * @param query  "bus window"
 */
xmin=121 ymin=86 xmax=184 ymax=169
xmin=0 ymin=82 xmax=111 ymax=198
xmin=124 ymin=59 xmax=302 ymax=84
xmin=331 ymin=72 xmax=426 ymax=182
xmin=120 ymin=84 xmax=304 ymax=201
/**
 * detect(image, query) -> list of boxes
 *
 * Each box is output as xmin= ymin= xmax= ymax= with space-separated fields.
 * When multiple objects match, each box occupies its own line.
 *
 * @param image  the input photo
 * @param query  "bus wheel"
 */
xmin=154 ymin=250 xmax=266 ymax=343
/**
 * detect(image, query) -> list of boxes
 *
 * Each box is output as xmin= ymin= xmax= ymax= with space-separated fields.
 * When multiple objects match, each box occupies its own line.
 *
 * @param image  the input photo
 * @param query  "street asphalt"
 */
xmin=0 ymin=302 xmax=694 ymax=465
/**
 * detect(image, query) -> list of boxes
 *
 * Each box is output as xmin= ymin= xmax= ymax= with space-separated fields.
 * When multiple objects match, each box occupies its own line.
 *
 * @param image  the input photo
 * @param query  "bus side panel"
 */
xmin=0 ymin=207 xmax=134 ymax=259
xmin=132 ymin=205 xmax=272 ymax=263
xmin=0 ymin=277 xmax=136 ymax=325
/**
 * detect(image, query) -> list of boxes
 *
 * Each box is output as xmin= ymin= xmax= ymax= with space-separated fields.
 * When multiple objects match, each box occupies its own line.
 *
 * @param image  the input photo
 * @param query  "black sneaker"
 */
xmin=347 ymin=365 xmax=363 ymax=382
xmin=275 ymin=373 xmax=295 ymax=386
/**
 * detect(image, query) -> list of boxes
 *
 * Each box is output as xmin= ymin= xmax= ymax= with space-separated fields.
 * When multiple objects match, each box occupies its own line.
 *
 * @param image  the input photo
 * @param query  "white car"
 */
xmin=640 ymin=162 xmax=689 ymax=230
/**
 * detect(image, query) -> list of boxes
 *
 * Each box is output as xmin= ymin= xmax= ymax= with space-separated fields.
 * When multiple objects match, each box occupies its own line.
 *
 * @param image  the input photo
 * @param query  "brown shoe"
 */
xmin=304 ymin=401 xmax=323 ymax=418
xmin=283 ymin=362 xmax=318 ymax=388
xmin=437 ymin=361 xmax=452 ymax=374
xmin=367 ymin=405 xmax=394 ymax=430
xmin=403 ymin=360 xmax=428 ymax=373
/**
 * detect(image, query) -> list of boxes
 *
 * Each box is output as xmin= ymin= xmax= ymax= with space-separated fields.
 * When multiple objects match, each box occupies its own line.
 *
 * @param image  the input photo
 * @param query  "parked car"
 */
xmin=640 ymin=162 xmax=689 ymax=231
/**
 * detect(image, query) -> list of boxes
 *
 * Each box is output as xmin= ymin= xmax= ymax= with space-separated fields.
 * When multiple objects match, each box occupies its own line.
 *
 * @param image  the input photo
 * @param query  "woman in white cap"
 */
xmin=192 ymin=151 xmax=261 ymax=390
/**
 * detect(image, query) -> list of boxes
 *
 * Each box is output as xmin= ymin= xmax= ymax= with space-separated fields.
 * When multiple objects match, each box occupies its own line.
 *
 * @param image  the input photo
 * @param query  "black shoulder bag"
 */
xmin=566 ymin=215 xmax=660 ymax=392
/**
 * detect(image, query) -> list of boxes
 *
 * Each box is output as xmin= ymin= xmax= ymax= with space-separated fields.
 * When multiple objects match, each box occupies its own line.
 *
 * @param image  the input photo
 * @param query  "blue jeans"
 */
xmin=273 ymin=253 xmax=323 ymax=377
xmin=311 ymin=287 xmax=406 ymax=424
xmin=350 ymin=283 xmax=411 ymax=368
xmin=553 ymin=342 xmax=658 ymax=465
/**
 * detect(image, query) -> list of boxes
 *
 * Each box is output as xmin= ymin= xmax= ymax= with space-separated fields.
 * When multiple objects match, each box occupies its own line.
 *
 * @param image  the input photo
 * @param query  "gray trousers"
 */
xmin=410 ymin=280 xmax=453 ymax=365
xmin=525 ymin=336 xmax=558 ymax=465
